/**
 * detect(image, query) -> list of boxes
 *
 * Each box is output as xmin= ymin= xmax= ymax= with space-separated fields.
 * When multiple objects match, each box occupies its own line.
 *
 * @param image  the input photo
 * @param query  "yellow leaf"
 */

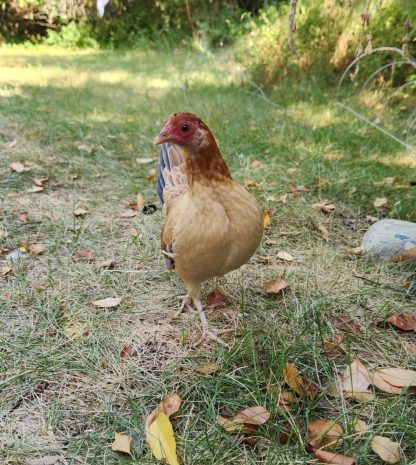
xmin=262 ymin=211 xmax=271 ymax=228
xmin=112 ymin=432 xmax=132 ymax=456
xmin=371 ymin=436 xmax=401 ymax=464
xmin=147 ymin=411 xmax=179 ymax=465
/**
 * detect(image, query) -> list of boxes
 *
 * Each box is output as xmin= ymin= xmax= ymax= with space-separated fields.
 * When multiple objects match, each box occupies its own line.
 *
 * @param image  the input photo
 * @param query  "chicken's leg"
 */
xmin=193 ymin=297 xmax=234 ymax=347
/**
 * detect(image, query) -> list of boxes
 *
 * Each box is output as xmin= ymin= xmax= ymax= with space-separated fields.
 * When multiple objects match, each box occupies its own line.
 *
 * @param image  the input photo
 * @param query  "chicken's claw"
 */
xmin=194 ymin=326 xmax=234 ymax=348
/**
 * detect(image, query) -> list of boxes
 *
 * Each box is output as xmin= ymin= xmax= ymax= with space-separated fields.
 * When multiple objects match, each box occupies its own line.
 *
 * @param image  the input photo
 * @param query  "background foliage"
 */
xmin=0 ymin=0 xmax=415 ymax=83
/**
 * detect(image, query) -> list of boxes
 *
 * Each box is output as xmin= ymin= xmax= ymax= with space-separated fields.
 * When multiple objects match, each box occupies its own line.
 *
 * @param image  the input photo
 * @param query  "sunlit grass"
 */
xmin=0 ymin=45 xmax=415 ymax=465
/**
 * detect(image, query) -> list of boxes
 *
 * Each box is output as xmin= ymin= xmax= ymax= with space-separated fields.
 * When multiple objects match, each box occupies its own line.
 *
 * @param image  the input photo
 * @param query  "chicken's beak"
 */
xmin=153 ymin=132 xmax=169 ymax=146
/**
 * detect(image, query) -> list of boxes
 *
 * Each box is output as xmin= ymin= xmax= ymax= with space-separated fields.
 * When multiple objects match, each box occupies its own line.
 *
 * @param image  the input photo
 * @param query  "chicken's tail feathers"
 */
xmin=157 ymin=143 xmax=188 ymax=207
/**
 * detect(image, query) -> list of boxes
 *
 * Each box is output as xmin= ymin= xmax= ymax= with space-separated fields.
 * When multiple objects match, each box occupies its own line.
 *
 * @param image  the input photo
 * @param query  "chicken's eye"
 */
xmin=180 ymin=123 xmax=189 ymax=133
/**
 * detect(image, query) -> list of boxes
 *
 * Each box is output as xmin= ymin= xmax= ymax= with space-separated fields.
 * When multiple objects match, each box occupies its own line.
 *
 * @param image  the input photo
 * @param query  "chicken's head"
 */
xmin=153 ymin=113 xmax=212 ymax=152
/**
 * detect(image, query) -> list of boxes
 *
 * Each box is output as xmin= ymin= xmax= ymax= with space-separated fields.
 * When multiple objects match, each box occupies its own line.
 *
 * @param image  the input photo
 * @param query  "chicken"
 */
xmin=154 ymin=113 xmax=263 ymax=345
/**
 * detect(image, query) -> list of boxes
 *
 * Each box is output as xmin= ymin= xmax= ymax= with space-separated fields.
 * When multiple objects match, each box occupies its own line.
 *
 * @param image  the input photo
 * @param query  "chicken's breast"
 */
xmin=166 ymin=180 xmax=263 ymax=286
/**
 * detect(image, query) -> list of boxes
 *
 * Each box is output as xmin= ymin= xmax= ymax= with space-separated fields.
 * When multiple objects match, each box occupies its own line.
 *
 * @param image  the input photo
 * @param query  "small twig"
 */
xmin=353 ymin=273 xmax=414 ymax=297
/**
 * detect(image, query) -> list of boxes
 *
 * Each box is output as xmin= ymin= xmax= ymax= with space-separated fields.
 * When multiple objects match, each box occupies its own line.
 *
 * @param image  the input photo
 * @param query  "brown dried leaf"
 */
xmin=244 ymin=180 xmax=257 ymax=188
xmin=377 ymin=368 xmax=416 ymax=387
xmin=332 ymin=316 xmax=363 ymax=334
xmin=10 ymin=161 xmax=25 ymax=173
xmin=207 ymin=289 xmax=227 ymax=309
xmin=97 ymin=259 xmax=115 ymax=269
xmin=366 ymin=215 xmax=379 ymax=223
xmin=195 ymin=364 xmax=218 ymax=375
xmin=323 ymin=334 xmax=346 ymax=357
xmin=343 ymin=390 xmax=374 ymax=402
xmin=312 ymin=200 xmax=336 ymax=214
xmin=18 ymin=211 xmax=29 ymax=223
xmin=77 ymin=249 xmax=95 ymax=261
xmin=29 ymin=243 xmax=45 ymax=256
xmin=111 ymin=432 xmax=132 ymax=456
xmin=388 ymin=313 xmax=416 ymax=331
xmin=160 ymin=394 xmax=182 ymax=419
xmin=283 ymin=362 xmax=317 ymax=398
xmin=371 ymin=371 xmax=405 ymax=394
xmin=341 ymin=359 xmax=371 ymax=392
xmin=27 ymin=186 xmax=44 ymax=193
xmin=92 ymin=297 xmax=122 ymax=308
xmin=317 ymin=223 xmax=330 ymax=239
xmin=1 ymin=266 xmax=12 ymax=276
xmin=264 ymin=278 xmax=289 ymax=294
xmin=280 ymin=391 xmax=298 ymax=404
xmin=307 ymin=419 xmax=343 ymax=449
xmin=279 ymin=194 xmax=289 ymax=203
xmin=251 ymin=160 xmax=264 ymax=169
xmin=394 ymin=246 xmax=416 ymax=262
xmin=120 ymin=344 xmax=136 ymax=360
xmin=353 ymin=418 xmax=368 ymax=433
xmin=146 ymin=168 xmax=156 ymax=181
xmin=277 ymin=251 xmax=294 ymax=262
xmin=371 ymin=436 xmax=401 ymax=464
xmin=313 ymin=449 xmax=355 ymax=465
xmin=74 ymin=208 xmax=87 ymax=217
xmin=373 ymin=197 xmax=388 ymax=208
xmin=404 ymin=344 xmax=416 ymax=354
xmin=233 ymin=406 xmax=270 ymax=426
xmin=33 ymin=177 xmax=49 ymax=187
xmin=218 ymin=415 xmax=256 ymax=434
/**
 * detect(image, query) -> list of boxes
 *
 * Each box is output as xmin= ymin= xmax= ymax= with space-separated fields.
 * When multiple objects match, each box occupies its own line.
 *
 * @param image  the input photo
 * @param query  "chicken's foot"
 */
xmin=169 ymin=294 xmax=195 ymax=322
xmin=193 ymin=298 xmax=233 ymax=348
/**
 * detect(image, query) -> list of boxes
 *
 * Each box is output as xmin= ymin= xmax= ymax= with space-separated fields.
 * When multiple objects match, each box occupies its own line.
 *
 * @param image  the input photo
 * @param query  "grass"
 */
xmin=0 ymin=45 xmax=415 ymax=465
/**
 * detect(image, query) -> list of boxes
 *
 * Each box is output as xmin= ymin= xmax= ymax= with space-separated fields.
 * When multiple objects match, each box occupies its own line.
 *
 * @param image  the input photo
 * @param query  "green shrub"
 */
xmin=45 ymin=22 xmax=98 ymax=48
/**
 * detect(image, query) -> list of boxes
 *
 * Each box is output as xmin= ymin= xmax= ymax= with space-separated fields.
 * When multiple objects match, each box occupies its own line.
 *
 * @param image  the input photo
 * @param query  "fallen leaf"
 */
xmin=136 ymin=193 xmax=145 ymax=209
xmin=377 ymin=368 xmax=416 ymax=387
xmin=371 ymin=436 xmax=401 ymax=464
xmin=29 ymin=243 xmax=45 ymax=256
xmin=343 ymin=390 xmax=374 ymax=402
xmin=404 ymin=344 xmax=416 ymax=354
xmin=74 ymin=208 xmax=87 ymax=217
xmin=251 ymin=160 xmax=264 ymax=168
xmin=373 ymin=197 xmax=388 ymax=208
xmin=312 ymin=200 xmax=336 ymax=214
xmin=317 ymin=223 xmax=330 ymax=239
xmin=332 ymin=316 xmax=363 ymax=334
xmin=160 ymin=394 xmax=182 ymax=419
xmin=112 ymin=432 xmax=132 ymax=456
xmin=120 ymin=345 xmax=135 ymax=360
xmin=97 ymin=259 xmax=115 ymax=269
xmin=264 ymin=278 xmax=289 ymax=294
xmin=92 ymin=297 xmax=122 ymax=308
xmin=233 ymin=406 xmax=270 ymax=425
xmin=353 ymin=418 xmax=368 ymax=433
xmin=371 ymin=371 xmax=405 ymax=394
xmin=283 ymin=362 xmax=316 ymax=399
xmin=316 ymin=178 xmax=330 ymax=187
xmin=207 ymin=289 xmax=227 ymax=309
xmin=9 ymin=138 xmax=18 ymax=148
xmin=27 ymin=186 xmax=44 ymax=193
xmin=18 ymin=211 xmax=29 ymax=222
xmin=394 ymin=246 xmax=416 ymax=262
xmin=10 ymin=161 xmax=25 ymax=173
xmin=313 ymin=449 xmax=355 ymax=465
xmin=146 ymin=168 xmax=157 ymax=181
xmin=388 ymin=313 xmax=416 ymax=331
xmin=244 ymin=180 xmax=257 ymax=188
xmin=121 ymin=209 xmax=137 ymax=218
xmin=279 ymin=194 xmax=289 ymax=203
xmin=280 ymin=390 xmax=298 ymax=403
xmin=195 ymin=363 xmax=218 ymax=375
xmin=366 ymin=215 xmax=379 ymax=223
xmin=277 ymin=251 xmax=294 ymax=262
xmin=323 ymin=334 xmax=346 ymax=357
xmin=33 ymin=177 xmax=49 ymax=187
xmin=136 ymin=157 xmax=154 ymax=164
xmin=325 ymin=152 xmax=343 ymax=160
xmin=218 ymin=415 xmax=252 ymax=433
xmin=77 ymin=249 xmax=95 ymax=261
xmin=1 ymin=266 xmax=12 ymax=276
xmin=287 ymin=167 xmax=297 ymax=175
xmin=26 ymin=456 xmax=62 ymax=465
xmin=341 ymin=359 xmax=371 ymax=392
xmin=77 ymin=143 xmax=94 ymax=154
xmin=262 ymin=211 xmax=271 ymax=228
xmin=147 ymin=411 xmax=179 ymax=465
xmin=307 ymin=419 xmax=343 ymax=449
